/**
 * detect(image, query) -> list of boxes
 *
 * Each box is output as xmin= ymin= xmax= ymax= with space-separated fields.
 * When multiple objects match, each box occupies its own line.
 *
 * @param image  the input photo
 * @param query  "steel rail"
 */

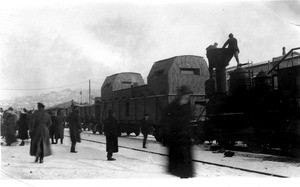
xmin=65 ymin=134 xmax=289 ymax=178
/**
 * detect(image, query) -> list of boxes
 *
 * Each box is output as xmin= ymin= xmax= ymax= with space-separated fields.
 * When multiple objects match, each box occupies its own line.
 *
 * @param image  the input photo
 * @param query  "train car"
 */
xmin=100 ymin=55 xmax=209 ymax=140
xmin=46 ymin=101 xmax=80 ymax=117
xmin=78 ymin=104 xmax=95 ymax=131
xmin=201 ymin=47 xmax=300 ymax=156
xmin=46 ymin=101 xmax=81 ymax=128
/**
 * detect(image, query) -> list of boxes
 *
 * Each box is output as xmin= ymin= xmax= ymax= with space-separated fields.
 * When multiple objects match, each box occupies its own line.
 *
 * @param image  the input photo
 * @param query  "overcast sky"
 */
xmin=0 ymin=0 xmax=299 ymax=100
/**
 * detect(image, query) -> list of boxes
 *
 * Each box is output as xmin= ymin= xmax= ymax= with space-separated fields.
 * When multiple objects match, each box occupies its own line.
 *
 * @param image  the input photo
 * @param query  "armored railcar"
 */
xmin=97 ymin=55 xmax=209 ymax=140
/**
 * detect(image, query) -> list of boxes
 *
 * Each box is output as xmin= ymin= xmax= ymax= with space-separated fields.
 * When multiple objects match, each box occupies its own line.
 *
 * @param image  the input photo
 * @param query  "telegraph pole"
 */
xmin=89 ymin=79 xmax=91 ymax=104
xmin=80 ymin=90 xmax=82 ymax=104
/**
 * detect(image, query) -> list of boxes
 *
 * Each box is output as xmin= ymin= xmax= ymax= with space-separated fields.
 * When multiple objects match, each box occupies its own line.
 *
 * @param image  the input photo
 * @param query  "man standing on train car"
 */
xmin=141 ymin=114 xmax=153 ymax=148
xmin=68 ymin=106 xmax=81 ymax=153
xmin=164 ymin=85 xmax=194 ymax=178
xmin=104 ymin=110 xmax=118 ymax=161
xmin=206 ymin=42 xmax=218 ymax=78
xmin=222 ymin=33 xmax=240 ymax=66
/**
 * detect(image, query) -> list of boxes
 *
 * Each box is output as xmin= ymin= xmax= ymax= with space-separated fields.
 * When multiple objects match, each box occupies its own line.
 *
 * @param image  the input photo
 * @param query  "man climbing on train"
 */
xmin=222 ymin=33 xmax=240 ymax=66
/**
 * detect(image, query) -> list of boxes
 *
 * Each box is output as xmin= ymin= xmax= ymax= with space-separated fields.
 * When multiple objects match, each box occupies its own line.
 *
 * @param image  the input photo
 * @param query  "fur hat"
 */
xmin=37 ymin=103 xmax=45 ymax=108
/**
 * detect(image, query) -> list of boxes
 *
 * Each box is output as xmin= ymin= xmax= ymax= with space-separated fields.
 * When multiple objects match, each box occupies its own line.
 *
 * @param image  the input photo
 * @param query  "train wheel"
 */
xmin=280 ymin=143 xmax=292 ymax=152
xmin=290 ymin=147 xmax=300 ymax=158
xmin=155 ymin=135 xmax=162 ymax=142
xmin=245 ymin=135 xmax=265 ymax=153
xmin=218 ymin=140 xmax=235 ymax=149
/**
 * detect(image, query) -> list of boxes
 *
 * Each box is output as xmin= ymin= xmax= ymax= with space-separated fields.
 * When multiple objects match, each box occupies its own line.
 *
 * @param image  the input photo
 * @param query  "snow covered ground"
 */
xmin=1 ymin=129 xmax=300 ymax=182
xmin=84 ymin=131 xmax=300 ymax=177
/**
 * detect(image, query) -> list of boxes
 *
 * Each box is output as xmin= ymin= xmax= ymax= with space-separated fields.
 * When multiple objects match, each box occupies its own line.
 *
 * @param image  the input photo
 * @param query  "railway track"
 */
xmin=65 ymin=134 xmax=289 ymax=178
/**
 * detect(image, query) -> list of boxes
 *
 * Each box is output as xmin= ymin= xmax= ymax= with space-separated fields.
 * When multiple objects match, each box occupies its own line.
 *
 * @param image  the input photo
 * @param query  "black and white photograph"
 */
xmin=0 ymin=0 xmax=299 ymax=185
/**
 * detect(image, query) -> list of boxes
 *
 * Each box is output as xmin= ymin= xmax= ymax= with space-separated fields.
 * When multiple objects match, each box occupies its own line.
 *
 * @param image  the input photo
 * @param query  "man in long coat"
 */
xmin=27 ymin=110 xmax=34 ymax=137
xmin=3 ymin=107 xmax=17 ymax=146
xmin=68 ymin=107 xmax=81 ymax=153
xmin=49 ymin=111 xmax=58 ymax=144
xmin=0 ymin=107 xmax=5 ymax=139
xmin=30 ymin=103 xmax=52 ymax=163
xmin=141 ymin=114 xmax=153 ymax=148
xmin=104 ymin=110 xmax=118 ymax=161
xmin=17 ymin=109 xmax=29 ymax=146
xmin=164 ymin=85 xmax=194 ymax=178
xmin=55 ymin=109 xmax=65 ymax=144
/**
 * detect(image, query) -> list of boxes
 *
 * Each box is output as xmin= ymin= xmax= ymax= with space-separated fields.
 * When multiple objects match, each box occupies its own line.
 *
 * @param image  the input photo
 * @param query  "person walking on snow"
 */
xmin=30 ymin=103 xmax=52 ymax=163
xmin=104 ymin=110 xmax=118 ymax=161
xmin=68 ymin=106 xmax=81 ymax=153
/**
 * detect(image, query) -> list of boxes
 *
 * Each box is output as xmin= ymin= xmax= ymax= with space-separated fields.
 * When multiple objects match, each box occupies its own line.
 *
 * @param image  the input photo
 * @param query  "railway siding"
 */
xmin=78 ymin=131 xmax=300 ymax=177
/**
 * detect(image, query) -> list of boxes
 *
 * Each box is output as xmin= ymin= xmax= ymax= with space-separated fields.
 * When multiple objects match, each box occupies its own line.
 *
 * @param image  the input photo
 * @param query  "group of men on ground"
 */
xmin=1 ymin=85 xmax=194 ymax=179
xmin=1 ymin=107 xmax=33 ymax=146
xmin=0 ymin=102 xmax=154 ymax=162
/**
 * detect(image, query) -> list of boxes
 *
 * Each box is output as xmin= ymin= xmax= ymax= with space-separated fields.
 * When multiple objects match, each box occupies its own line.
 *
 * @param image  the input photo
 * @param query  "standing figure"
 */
xmin=141 ymin=114 xmax=153 ymax=148
xmin=17 ymin=109 xmax=29 ymax=146
xmin=3 ymin=107 xmax=17 ymax=146
xmin=206 ymin=42 xmax=218 ymax=51
xmin=164 ymin=85 xmax=194 ymax=178
xmin=222 ymin=33 xmax=240 ymax=66
xmin=49 ymin=111 xmax=58 ymax=144
xmin=55 ymin=109 xmax=65 ymax=144
xmin=30 ymin=103 xmax=52 ymax=163
xmin=68 ymin=107 xmax=81 ymax=153
xmin=206 ymin=42 xmax=218 ymax=78
xmin=104 ymin=110 xmax=118 ymax=161
xmin=0 ymin=107 xmax=5 ymax=139
xmin=27 ymin=110 xmax=34 ymax=137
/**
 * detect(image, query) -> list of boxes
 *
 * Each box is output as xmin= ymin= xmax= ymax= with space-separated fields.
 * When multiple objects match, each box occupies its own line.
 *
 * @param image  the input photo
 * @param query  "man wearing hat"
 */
xmin=104 ymin=110 xmax=118 ymax=161
xmin=30 ymin=103 xmax=52 ymax=163
xmin=3 ymin=107 xmax=17 ymax=146
xmin=164 ymin=85 xmax=194 ymax=178
xmin=141 ymin=113 xmax=153 ymax=148
xmin=67 ymin=106 xmax=81 ymax=153
xmin=17 ymin=108 xmax=29 ymax=146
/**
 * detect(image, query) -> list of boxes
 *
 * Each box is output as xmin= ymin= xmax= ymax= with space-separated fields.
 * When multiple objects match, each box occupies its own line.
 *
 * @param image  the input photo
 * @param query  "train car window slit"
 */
xmin=180 ymin=68 xmax=200 ymax=75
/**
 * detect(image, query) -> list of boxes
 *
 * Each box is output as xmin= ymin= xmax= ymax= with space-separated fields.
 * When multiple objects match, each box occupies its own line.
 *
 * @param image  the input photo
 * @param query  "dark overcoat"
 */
xmin=1 ymin=112 xmax=5 ymax=136
xmin=68 ymin=112 xmax=81 ymax=143
xmin=49 ymin=115 xmax=57 ymax=138
xmin=164 ymin=98 xmax=194 ymax=178
xmin=141 ymin=118 xmax=153 ymax=135
xmin=55 ymin=114 xmax=65 ymax=139
xmin=17 ymin=113 xmax=29 ymax=140
xmin=30 ymin=109 xmax=52 ymax=157
xmin=4 ymin=111 xmax=17 ymax=144
xmin=104 ymin=116 xmax=118 ymax=153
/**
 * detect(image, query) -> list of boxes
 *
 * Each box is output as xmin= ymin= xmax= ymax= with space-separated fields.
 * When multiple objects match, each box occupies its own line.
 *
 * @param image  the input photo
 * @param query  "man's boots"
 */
xmin=19 ymin=140 xmax=25 ymax=146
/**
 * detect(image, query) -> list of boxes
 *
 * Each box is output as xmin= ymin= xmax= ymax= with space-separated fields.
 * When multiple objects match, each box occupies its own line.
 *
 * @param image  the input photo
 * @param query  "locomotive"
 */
xmin=201 ymin=47 xmax=300 ymax=155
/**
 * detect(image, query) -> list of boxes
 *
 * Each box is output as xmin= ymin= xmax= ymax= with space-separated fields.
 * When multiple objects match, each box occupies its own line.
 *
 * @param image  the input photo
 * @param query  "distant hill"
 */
xmin=0 ymin=89 xmax=100 ymax=110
